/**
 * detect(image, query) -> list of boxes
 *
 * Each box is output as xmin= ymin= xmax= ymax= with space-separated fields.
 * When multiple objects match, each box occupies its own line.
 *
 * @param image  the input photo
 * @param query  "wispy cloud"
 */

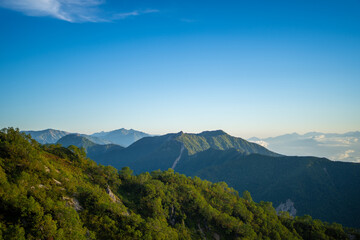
xmin=113 ymin=9 xmax=159 ymax=20
xmin=0 ymin=0 xmax=159 ymax=22
xmin=336 ymin=149 xmax=355 ymax=160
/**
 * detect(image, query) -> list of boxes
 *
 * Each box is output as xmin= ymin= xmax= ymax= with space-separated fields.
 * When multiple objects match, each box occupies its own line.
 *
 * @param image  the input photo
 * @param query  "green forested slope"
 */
xmin=89 ymin=130 xmax=279 ymax=174
xmin=54 ymin=130 xmax=360 ymax=229
xmin=176 ymin=149 xmax=360 ymax=228
xmin=177 ymin=130 xmax=279 ymax=156
xmin=0 ymin=128 xmax=354 ymax=240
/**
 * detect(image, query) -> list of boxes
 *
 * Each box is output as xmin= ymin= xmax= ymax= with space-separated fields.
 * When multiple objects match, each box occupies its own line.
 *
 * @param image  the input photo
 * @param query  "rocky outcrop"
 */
xmin=276 ymin=199 xmax=297 ymax=217
xmin=106 ymin=185 xmax=119 ymax=203
xmin=53 ymin=178 xmax=62 ymax=185
xmin=44 ymin=166 xmax=50 ymax=173
xmin=62 ymin=196 xmax=82 ymax=211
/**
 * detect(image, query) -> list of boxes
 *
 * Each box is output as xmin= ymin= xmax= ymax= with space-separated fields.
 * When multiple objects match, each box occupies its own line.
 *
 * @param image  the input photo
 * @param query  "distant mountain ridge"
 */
xmin=87 ymin=130 xmax=279 ymax=175
xmin=177 ymin=130 xmax=280 ymax=156
xmin=56 ymin=134 xmax=97 ymax=150
xmin=54 ymin=130 xmax=279 ymax=174
xmin=23 ymin=128 xmax=151 ymax=147
xmin=23 ymin=129 xmax=70 ymax=144
xmin=91 ymin=128 xmax=150 ymax=147
xmin=56 ymin=134 xmax=124 ymax=159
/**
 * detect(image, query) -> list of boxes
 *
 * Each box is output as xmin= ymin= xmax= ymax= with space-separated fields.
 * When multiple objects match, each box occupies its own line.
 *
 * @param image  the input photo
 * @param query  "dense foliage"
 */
xmin=0 ymin=128 xmax=357 ymax=239
xmin=64 ymin=130 xmax=360 ymax=228
xmin=176 ymin=130 xmax=279 ymax=156
xmin=176 ymin=149 xmax=360 ymax=228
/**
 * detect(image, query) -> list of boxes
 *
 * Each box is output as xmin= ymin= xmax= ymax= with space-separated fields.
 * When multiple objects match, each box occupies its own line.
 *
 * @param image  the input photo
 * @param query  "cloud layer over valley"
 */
xmin=249 ymin=132 xmax=360 ymax=162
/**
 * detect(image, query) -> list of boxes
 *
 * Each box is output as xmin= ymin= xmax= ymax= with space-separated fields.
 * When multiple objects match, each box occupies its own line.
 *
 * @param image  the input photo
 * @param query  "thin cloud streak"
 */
xmin=0 ymin=0 xmax=158 ymax=22
xmin=113 ymin=9 xmax=159 ymax=20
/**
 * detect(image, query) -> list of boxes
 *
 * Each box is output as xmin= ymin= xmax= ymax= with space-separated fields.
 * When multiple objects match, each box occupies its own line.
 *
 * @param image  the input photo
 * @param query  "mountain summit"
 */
xmin=23 ymin=128 xmax=151 ymax=147
xmin=23 ymin=129 xmax=70 ymax=144
xmin=91 ymin=128 xmax=150 ymax=147
xmin=92 ymin=130 xmax=279 ymax=174
xmin=177 ymin=130 xmax=280 ymax=156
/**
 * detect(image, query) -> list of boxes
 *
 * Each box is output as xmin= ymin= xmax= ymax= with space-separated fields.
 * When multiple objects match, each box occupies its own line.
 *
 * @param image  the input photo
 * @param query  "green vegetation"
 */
xmin=54 ymin=130 xmax=360 ymax=228
xmin=176 ymin=149 xmax=360 ymax=228
xmin=176 ymin=130 xmax=279 ymax=156
xmin=0 ymin=128 xmax=357 ymax=239
xmin=85 ymin=130 xmax=279 ymax=175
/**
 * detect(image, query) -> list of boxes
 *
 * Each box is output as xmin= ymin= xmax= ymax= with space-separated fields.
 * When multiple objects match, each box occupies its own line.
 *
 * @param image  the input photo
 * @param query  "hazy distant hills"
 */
xmin=91 ymin=128 xmax=150 ymax=147
xmin=24 ymin=128 xmax=360 ymax=163
xmin=23 ymin=129 xmax=70 ymax=144
xmin=249 ymin=131 xmax=360 ymax=162
xmin=57 ymin=134 xmax=98 ymax=150
xmin=56 ymin=134 xmax=124 ymax=159
xmin=23 ymin=128 xmax=150 ymax=147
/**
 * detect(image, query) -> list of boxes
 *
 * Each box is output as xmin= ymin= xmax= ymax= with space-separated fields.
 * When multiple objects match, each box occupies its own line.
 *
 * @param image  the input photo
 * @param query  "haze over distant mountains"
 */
xmin=249 ymin=131 xmax=360 ymax=163
xmin=23 ymin=129 xmax=70 ymax=144
xmin=91 ymin=128 xmax=150 ymax=147
xmin=24 ymin=128 xmax=360 ymax=163
xmin=23 ymin=128 xmax=151 ymax=147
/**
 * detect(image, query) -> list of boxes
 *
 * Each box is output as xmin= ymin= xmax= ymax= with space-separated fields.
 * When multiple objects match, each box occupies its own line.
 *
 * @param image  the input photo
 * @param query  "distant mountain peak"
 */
xmin=22 ymin=129 xmax=70 ymax=144
xmin=90 ymin=128 xmax=151 ymax=147
xmin=173 ymin=130 xmax=279 ymax=156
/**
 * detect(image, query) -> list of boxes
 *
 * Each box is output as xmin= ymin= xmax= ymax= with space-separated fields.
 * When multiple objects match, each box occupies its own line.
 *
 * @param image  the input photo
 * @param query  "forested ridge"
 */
xmin=60 ymin=132 xmax=360 ymax=228
xmin=0 ymin=128 xmax=358 ymax=239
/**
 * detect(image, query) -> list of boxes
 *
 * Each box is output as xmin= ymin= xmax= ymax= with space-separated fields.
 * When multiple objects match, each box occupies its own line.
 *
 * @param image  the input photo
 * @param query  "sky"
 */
xmin=0 ymin=0 xmax=359 ymax=138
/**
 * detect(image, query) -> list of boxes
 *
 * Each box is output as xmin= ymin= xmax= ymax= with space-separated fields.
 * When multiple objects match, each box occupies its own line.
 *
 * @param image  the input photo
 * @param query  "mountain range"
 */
xmin=1 ymin=128 xmax=353 ymax=240
xmin=23 ymin=128 xmax=150 ymax=147
xmin=91 ymin=128 xmax=150 ymax=147
xmin=248 ymin=131 xmax=360 ymax=163
xmin=52 ymin=129 xmax=360 ymax=228
xmin=23 ymin=129 xmax=70 ymax=144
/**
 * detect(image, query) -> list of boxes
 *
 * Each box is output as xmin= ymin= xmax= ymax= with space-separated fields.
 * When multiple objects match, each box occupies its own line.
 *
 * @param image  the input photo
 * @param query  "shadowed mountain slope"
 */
xmin=176 ymin=149 xmax=360 ymax=228
xmin=56 ymin=134 xmax=124 ymax=159
xmin=94 ymin=130 xmax=279 ymax=173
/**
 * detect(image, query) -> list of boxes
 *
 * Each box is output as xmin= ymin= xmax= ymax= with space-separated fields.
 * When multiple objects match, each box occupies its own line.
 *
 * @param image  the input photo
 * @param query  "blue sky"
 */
xmin=0 ymin=0 xmax=359 ymax=138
